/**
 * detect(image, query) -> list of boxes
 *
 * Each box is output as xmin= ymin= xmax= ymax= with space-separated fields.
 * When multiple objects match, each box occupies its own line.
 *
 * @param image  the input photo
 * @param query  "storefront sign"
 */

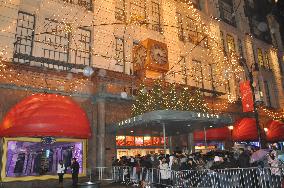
xmin=240 ymin=81 xmax=254 ymax=112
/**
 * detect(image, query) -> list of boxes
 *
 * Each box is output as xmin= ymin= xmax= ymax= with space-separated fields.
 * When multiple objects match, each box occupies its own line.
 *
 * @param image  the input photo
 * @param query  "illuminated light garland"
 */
xmin=259 ymin=106 xmax=284 ymax=120
xmin=0 ymin=0 xmax=280 ymax=108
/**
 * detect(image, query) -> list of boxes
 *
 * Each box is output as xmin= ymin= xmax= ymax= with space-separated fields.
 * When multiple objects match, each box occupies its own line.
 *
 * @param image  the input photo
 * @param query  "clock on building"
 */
xmin=150 ymin=44 xmax=168 ymax=65
xmin=133 ymin=45 xmax=147 ymax=70
xmin=133 ymin=38 xmax=169 ymax=78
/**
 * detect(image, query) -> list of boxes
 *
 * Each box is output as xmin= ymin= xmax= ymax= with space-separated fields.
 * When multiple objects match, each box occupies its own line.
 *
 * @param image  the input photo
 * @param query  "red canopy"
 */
xmin=232 ymin=118 xmax=257 ymax=141
xmin=0 ymin=94 xmax=91 ymax=138
xmin=194 ymin=127 xmax=231 ymax=141
xmin=266 ymin=120 xmax=284 ymax=142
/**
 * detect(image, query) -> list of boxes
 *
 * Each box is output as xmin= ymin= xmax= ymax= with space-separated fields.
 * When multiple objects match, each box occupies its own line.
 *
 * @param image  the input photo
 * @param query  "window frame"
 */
xmin=115 ymin=37 xmax=125 ymax=66
xmin=13 ymin=11 xmax=36 ymax=63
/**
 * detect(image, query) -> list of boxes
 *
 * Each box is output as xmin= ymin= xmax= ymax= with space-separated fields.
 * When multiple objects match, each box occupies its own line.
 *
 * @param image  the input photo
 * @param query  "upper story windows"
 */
xmin=226 ymin=34 xmax=236 ymax=53
xmin=13 ymin=12 xmax=91 ymax=71
xmin=177 ymin=13 xmax=208 ymax=48
xmin=257 ymin=48 xmax=271 ymax=70
xmin=62 ymin=0 xmax=93 ymax=11
xmin=244 ymin=0 xmax=272 ymax=44
xmin=218 ymin=0 xmax=236 ymax=27
xmin=115 ymin=0 xmax=162 ymax=33
xmin=115 ymin=0 xmax=126 ymax=22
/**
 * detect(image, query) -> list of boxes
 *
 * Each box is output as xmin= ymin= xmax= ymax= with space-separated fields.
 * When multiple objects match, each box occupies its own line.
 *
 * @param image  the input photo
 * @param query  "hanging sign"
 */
xmin=240 ymin=81 xmax=254 ymax=112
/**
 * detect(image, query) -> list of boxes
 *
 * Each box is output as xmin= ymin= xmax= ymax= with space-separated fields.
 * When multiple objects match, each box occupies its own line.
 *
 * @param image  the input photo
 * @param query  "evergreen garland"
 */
xmin=132 ymin=81 xmax=208 ymax=116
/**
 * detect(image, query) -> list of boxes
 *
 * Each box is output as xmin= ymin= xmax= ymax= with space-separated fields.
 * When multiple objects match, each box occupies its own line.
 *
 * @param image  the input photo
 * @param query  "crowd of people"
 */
xmin=112 ymin=147 xmax=283 ymax=187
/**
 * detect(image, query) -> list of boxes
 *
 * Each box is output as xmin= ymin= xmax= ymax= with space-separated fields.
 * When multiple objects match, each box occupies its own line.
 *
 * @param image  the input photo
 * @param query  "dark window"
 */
xmin=192 ymin=59 xmax=204 ymax=89
xmin=176 ymin=13 xmax=184 ymax=41
xmin=151 ymin=0 xmax=162 ymax=32
xmin=13 ymin=12 xmax=35 ymax=64
xmin=218 ymin=0 xmax=236 ymax=26
xmin=220 ymin=31 xmax=226 ymax=55
xmin=130 ymin=0 xmax=146 ymax=23
xmin=177 ymin=13 xmax=208 ymax=48
xmin=238 ymin=38 xmax=244 ymax=57
xmin=69 ymin=28 xmax=91 ymax=67
xmin=40 ymin=18 xmax=70 ymax=69
xmin=115 ymin=0 xmax=126 ymax=22
xmin=264 ymin=81 xmax=271 ymax=107
xmin=62 ymin=0 xmax=92 ymax=11
xmin=115 ymin=37 xmax=124 ymax=66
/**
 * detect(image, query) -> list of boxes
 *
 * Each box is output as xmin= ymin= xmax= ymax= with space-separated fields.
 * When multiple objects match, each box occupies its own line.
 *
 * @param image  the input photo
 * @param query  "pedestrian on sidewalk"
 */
xmin=57 ymin=160 xmax=65 ymax=187
xmin=71 ymin=157 xmax=80 ymax=187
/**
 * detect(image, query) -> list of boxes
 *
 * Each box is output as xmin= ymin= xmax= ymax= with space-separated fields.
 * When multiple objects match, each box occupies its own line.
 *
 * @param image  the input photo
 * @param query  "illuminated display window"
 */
xmin=152 ymin=137 xmax=161 ymax=146
xmin=143 ymin=136 xmax=152 ymax=146
xmin=264 ymin=51 xmax=270 ymax=70
xmin=116 ymin=136 xmax=168 ymax=147
xmin=2 ymin=138 xmax=86 ymax=180
xmin=116 ymin=136 xmax=126 ymax=146
xmin=135 ymin=137 xmax=144 ymax=146
xmin=125 ymin=136 xmax=135 ymax=146
xmin=257 ymin=48 xmax=264 ymax=67
xmin=226 ymin=34 xmax=235 ymax=53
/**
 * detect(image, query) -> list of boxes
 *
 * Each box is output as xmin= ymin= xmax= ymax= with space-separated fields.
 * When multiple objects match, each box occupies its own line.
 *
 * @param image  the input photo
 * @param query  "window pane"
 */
xmin=257 ymin=48 xmax=264 ymax=67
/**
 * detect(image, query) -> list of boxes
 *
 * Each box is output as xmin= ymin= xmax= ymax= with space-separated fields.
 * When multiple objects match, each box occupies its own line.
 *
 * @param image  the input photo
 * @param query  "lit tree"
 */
xmin=190 ymin=89 xmax=208 ymax=112
xmin=131 ymin=84 xmax=149 ymax=116
xmin=177 ymin=87 xmax=192 ymax=111
xmin=148 ymin=79 xmax=166 ymax=111
xmin=165 ymin=83 xmax=179 ymax=110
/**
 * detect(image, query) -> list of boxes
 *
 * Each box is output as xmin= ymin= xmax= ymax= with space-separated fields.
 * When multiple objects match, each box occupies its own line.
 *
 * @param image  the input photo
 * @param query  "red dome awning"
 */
xmin=194 ymin=127 xmax=231 ymax=141
xmin=0 ymin=94 xmax=91 ymax=138
xmin=266 ymin=120 xmax=284 ymax=142
xmin=232 ymin=118 xmax=257 ymax=141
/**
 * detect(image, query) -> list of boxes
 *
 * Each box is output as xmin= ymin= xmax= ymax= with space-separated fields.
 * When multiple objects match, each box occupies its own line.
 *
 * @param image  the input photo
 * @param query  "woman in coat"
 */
xmin=57 ymin=160 xmax=65 ymax=186
xmin=159 ymin=158 xmax=170 ymax=187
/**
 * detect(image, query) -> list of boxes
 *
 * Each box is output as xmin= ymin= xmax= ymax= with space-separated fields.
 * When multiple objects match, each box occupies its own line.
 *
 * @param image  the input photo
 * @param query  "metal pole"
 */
xmin=162 ymin=123 xmax=166 ymax=155
xmin=249 ymin=72 xmax=264 ymax=148
xmin=204 ymin=127 xmax=207 ymax=148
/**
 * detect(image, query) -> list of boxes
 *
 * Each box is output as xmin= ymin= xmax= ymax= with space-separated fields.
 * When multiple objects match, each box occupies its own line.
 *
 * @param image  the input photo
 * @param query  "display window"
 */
xmin=143 ymin=136 xmax=152 ymax=146
xmin=116 ymin=136 xmax=168 ymax=147
xmin=1 ymin=138 xmax=87 ymax=182
xmin=116 ymin=136 xmax=126 ymax=146
xmin=135 ymin=137 xmax=144 ymax=146
xmin=152 ymin=137 xmax=161 ymax=146
xmin=125 ymin=136 xmax=135 ymax=146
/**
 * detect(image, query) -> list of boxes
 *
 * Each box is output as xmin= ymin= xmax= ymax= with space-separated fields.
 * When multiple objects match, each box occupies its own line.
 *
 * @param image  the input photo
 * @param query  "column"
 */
xmin=96 ymin=98 xmax=106 ymax=167
xmin=188 ymin=133 xmax=195 ymax=154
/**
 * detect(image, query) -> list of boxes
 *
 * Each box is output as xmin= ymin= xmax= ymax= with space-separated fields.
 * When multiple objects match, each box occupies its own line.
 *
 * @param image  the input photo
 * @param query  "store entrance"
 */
xmin=117 ymin=148 xmax=169 ymax=159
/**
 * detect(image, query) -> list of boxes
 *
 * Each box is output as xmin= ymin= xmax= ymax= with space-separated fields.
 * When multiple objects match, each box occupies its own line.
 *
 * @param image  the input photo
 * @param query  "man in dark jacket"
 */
xmin=237 ymin=149 xmax=251 ymax=188
xmin=238 ymin=148 xmax=250 ymax=168
xmin=71 ymin=158 xmax=80 ymax=187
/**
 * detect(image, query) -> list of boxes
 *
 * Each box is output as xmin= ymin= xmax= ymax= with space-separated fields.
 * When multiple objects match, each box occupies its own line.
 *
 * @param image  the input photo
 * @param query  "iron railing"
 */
xmin=93 ymin=166 xmax=284 ymax=188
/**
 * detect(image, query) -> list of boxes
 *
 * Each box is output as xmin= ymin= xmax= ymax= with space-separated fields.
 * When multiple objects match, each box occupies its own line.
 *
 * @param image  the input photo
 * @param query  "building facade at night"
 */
xmin=0 ymin=0 xmax=283 ymax=186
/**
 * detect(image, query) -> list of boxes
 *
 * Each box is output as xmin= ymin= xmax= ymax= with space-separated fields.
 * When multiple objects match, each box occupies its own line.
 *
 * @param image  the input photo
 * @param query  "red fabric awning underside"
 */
xmin=194 ymin=127 xmax=231 ymax=141
xmin=266 ymin=120 xmax=284 ymax=142
xmin=0 ymin=94 xmax=91 ymax=138
xmin=232 ymin=118 xmax=257 ymax=141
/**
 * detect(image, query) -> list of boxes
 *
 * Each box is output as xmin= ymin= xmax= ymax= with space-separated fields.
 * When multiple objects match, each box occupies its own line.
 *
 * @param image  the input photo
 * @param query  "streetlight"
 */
xmin=239 ymin=57 xmax=266 ymax=148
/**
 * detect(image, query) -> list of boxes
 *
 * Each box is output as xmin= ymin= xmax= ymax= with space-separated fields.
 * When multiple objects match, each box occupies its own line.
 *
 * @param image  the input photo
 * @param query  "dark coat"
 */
xmin=238 ymin=152 xmax=250 ymax=168
xmin=71 ymin=161 xmax=80 ymax=174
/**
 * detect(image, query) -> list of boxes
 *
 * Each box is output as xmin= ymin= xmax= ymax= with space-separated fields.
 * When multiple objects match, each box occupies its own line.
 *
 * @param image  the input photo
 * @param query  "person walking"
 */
xmin=71 ymin=158 xmax=80 ymax=187
xmin=57 ymin=160 xmax=65 ymax=187
xmin=159 ymin=158 xmax=170 ymax=188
